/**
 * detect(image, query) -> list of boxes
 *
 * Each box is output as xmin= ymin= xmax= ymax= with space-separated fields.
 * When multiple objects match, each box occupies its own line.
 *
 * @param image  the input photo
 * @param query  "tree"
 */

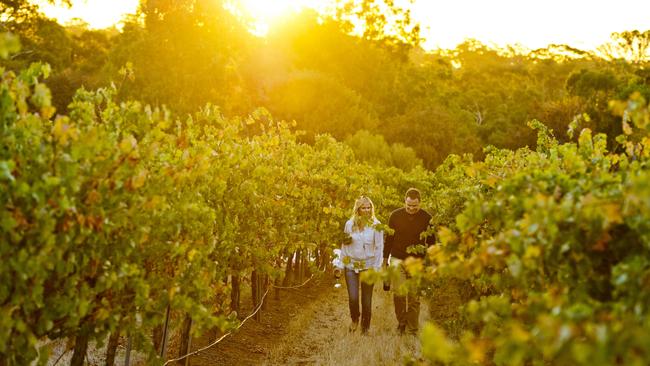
xmin=107 ymin=0 xmax=254 ymax=114
xmin=266 ymin=71 xmax=378 ymax=140
xmin=345 ymin=129 xmax=422 ymax=170
xmin=598 ymin=30 xmax=650 ymax=64
xmin=384 ymin=103 xmax=482 ymax=168
xmin=333 ymin=0 xmax=421 ymax=54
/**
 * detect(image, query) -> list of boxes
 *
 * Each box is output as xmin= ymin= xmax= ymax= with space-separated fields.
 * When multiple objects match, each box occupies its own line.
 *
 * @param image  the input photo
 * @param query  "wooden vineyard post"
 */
xmin=262 ymin=274 xmax=269 ymax=310
xmin=105 ymin=330 xmax=120 ymax=366
xmin=124 ymin=334 xmax=132 ymax=366
xmin=296 ymin=249 xmax=303 ymax=283
xmin=304 ymin=250 xmax=311 ymax=278
xmin=231 ymin=274 xmax=241 ymax=315
xmin=282 ymin=251 xmax=295 ymax=287
xmin=253 ymin=271 xmax=262 ymax=321
xmin=274 ymin=256 xmax=283 ymax=300
xmin=70 ymin=323 xmax=91 ymax=366
xmin=160 ymin=305 xmax=171 ymax=359
xmin=177 ymin=314 xmax=193 ymax=366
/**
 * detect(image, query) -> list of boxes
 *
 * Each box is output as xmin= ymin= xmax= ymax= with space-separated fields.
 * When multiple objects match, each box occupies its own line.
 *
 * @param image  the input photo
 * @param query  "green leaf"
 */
xmin=0 ymin=32 xmax=21 ymax=59
xmin=0 ymin=160 xmax=15 ymax=182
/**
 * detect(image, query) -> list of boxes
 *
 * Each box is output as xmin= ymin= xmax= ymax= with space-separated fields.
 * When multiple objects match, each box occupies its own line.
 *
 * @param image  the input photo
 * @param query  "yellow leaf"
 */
xmin=41 ymin=105 xmax=56 ymax=120
xmin=144 ymin=195 xmax=163 ymax=210
xmin=403 ymin=257 xmax=423 ymax=276
xmin=131 ymin=169 xmax=147 ymax=189
xmin=95 ymin=308 xmax=110 ymax=321
xmin=641 ymin=137 xmax=650 ymax=158
xmin=421 ymin=323 xmax=454 ymax=362
xmin=510 ymin=322 xmax=530 ymax=342
xmin=462 ymin=233 xmax=476 ymax=249
xmin=524 ymin=245 xmax=541 ymax=259
xmin=169 ymin=286 xmax=178 ymax=300
xmin=437 ymin=226 xmax=457 ymax=245
xmin=465 ymin=338 xmax=489 ymax=364
xmin=427 ymin=245 xmax=443 ymax=262
xmin=482 ymin=175 xmax=499 ymax=188
xmin=601 ymin=203 xmax=623 ymax=225
xmin=622 ymin=120 xmax=633 ymax=135
xmin=52 ymin=117 xmax=78 ymax=145
xmin=464 ymin=165 xmax=476 ymax=178
xmin=119 ymin=135 xmax=137 ymax=153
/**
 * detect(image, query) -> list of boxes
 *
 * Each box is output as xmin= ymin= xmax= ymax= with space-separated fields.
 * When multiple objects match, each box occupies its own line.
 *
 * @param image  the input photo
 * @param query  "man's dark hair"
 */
xmin=405 ymin=188 xmax=421 ymax=201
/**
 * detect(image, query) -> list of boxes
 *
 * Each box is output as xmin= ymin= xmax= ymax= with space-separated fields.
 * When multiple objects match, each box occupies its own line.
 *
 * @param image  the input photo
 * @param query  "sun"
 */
xmin=235 ymin=0 xmax=314 ymax=36
xmin=239 ymin=0 xmax=298 ymax=20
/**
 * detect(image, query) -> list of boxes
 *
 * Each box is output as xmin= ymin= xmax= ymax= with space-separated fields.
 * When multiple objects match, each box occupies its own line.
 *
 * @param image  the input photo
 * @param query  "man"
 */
xmin=383 ymin=188 xmax=433 ymax=335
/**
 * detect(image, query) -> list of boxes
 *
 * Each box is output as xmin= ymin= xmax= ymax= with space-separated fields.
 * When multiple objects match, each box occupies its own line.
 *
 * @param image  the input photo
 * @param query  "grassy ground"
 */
xmin=42 ymin=276 xmax=455 ymax=365
xmin=264 ymin=283 xmax=428 ymax=365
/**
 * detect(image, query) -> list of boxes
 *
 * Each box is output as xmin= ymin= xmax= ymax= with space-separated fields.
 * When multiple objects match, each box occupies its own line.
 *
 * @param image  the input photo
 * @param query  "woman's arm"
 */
xmin=373 ymin=229 xmax=384 ymax=268
xmin=343 ymin=219 xmax=354 ymax=245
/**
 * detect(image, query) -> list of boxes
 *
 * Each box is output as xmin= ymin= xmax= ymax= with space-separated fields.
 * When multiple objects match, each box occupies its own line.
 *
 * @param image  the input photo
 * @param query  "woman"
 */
xmin=337 ymin=196 xmax=384 ymax=333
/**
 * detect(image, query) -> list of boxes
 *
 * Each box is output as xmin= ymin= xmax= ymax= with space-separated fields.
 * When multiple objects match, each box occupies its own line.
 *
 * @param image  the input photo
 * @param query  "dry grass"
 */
xmin=39 ymin=278 xmax=448 ymax=366
xmin=265 ymin=285 xmax=429 ymax=365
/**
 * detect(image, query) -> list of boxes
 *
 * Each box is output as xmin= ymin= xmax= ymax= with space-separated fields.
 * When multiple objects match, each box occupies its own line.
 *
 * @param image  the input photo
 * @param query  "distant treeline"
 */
xmin=2 ymin=0 xmax=649 ymax=168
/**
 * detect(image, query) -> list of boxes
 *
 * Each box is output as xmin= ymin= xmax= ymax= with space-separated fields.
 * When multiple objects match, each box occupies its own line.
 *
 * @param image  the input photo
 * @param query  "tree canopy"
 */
xmin=1 ymin=1 xmax=648 ymax=168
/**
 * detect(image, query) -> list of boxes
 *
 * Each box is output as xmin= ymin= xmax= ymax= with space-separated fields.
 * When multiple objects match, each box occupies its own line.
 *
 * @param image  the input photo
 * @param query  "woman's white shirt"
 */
xmin=339 ymin=218 xmax=384 ymax=270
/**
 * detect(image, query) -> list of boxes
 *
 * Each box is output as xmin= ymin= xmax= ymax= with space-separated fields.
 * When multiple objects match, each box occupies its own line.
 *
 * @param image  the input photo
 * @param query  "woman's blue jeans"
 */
xmin=345 ymin=269 xmax=374 ymax=332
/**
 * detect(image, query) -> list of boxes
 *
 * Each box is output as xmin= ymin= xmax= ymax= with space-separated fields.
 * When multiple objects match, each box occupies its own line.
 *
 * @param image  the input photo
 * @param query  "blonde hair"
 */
xmin=351 ymin=196 xmax=376 ymax=232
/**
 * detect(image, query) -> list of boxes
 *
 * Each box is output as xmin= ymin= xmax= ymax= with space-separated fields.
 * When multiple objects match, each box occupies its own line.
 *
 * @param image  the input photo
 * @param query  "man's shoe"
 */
xmin=407 ymin=329 xmax=418 ymax=336
xmin=397 ymin=324 xmax=406 ymax=334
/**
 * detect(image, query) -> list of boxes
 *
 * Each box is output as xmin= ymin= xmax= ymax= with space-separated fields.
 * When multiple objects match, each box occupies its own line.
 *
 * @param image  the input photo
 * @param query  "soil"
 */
xmin=45 ymin=274 xmax=452 ymax=365
xmin=187 ymin=274 xmax=434 ymax=366
xmin=189 ymin=276 xmax=341 ymax=366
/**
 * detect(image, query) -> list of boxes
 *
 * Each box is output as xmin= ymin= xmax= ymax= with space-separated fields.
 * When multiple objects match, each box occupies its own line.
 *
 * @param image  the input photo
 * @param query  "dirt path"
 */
xmin=189 ymin=277 xmax=426 ymax=366
xmin=264 ymin=282 xmax=425 ymax=366
xmin=186 ymin=278 xmax=323 ymax=365
xmin=44 ymin=276 xmax=433 ymax=365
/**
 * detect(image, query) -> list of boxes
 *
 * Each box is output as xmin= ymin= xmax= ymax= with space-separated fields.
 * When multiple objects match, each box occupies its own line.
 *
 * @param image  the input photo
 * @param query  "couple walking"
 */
xmin=336 ymin=188 xmax=433 ymax=335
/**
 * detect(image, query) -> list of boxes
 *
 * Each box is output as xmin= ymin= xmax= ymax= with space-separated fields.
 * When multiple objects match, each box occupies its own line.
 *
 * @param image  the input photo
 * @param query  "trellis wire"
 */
xmin=162 ymin=274 xmax=315 ymax=366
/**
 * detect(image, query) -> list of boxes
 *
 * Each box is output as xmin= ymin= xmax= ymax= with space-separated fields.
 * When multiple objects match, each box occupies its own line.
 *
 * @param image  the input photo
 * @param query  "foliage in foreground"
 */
xmin=414 ymin=95 xmax=650 ymax=365
xmin=0 ymin=54 xmax=435 ymax=366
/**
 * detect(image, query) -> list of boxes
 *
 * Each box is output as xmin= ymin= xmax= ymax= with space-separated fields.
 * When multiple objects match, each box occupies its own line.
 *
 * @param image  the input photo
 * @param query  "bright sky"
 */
xmin=34 ymin=0 xmax=139 ymax=29
xmin=34 ymin=0 xmax=650 ymax=51
xmin=413 ymin=0 xmax=650 ymax=50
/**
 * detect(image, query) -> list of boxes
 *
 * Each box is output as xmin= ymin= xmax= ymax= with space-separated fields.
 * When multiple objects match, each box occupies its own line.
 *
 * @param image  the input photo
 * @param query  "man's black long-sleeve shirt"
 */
xmin=383 ymin=207 xmax=433 ymax=260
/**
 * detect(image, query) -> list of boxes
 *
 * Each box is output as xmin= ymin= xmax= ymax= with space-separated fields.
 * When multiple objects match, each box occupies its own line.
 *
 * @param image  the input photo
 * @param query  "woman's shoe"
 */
xmin=348 ymin=321 xmax=359 ymax=332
